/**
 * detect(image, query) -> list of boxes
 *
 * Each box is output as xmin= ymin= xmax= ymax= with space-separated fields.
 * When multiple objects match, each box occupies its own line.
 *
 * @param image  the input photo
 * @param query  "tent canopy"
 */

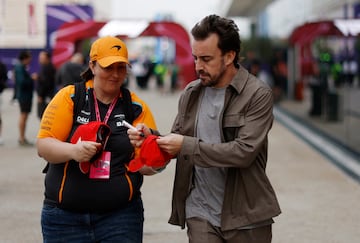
xmin=334 ymin=19 xmax=360 ymax=36
xmin=98 ymin=20 xmax=149 ymax=38
xmin=289 ymin=20 xmax=343 ymax=46
xmin=289 ymin=19 xmax=360 ymax=46
xmin=288 ymin=19 xmax=360 ymax=76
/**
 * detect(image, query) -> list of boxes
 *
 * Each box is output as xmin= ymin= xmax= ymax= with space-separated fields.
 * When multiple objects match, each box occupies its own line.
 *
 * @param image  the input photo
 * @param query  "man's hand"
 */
xmin=156 ymin=133 xmax=184 ymax=156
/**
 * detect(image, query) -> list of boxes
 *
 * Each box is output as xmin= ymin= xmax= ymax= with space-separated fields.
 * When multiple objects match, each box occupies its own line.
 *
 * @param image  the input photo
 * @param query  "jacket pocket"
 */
xmin=223 ymin=113 xmax=245 ymax=127
xmin=223 ymin=113 xmax=245 ymax=141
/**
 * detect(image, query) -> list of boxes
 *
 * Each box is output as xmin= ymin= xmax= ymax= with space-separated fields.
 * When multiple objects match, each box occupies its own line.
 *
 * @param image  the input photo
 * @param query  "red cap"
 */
xmin=70 ymin=121 xmax=111 ymax=174
xmin=128 ymin=135 xmax=172 ymax=172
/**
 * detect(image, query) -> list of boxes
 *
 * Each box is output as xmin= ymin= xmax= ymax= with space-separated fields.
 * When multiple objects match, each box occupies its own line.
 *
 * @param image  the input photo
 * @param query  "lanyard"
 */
xmin=93 ymin=89 xmax=118 ymax=124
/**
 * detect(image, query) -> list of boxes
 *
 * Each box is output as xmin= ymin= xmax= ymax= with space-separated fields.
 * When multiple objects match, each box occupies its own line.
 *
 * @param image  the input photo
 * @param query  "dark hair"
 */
xmin=80 ymin=63 xmax=94 ymax=81
xmin=191 ymin=14 xmax=241 ymax=67
xmin=42 ymin=50 xmax=52 ymax=59
xmin=18 ymin=50 xmax=31 ymax=61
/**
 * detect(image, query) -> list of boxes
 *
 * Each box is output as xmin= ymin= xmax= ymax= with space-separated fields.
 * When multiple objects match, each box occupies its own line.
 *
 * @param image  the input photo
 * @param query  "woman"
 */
xmin=36 ymin=36 xmax=159 ymax=243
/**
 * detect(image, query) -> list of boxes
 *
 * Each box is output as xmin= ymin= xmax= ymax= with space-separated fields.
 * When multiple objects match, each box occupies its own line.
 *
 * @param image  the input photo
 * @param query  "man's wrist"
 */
xmin=149 ymin=128 xmax=160 ymax=136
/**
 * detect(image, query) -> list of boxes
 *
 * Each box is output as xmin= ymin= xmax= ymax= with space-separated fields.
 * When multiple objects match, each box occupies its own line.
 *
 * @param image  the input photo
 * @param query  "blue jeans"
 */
xmin=41 ymin=197 xmax=144 ymax=243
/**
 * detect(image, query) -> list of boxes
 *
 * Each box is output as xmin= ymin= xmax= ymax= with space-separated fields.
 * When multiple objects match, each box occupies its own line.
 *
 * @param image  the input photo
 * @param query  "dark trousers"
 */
xmin=186 ymin=217 xmax=272 ymax=243
xmin=37 ymin=101 xmax=48 ymax=119
xmin=309 ymin=84 xmax=323 ymax=116
xmin=42 ymin=197 xmax=144 ymax=243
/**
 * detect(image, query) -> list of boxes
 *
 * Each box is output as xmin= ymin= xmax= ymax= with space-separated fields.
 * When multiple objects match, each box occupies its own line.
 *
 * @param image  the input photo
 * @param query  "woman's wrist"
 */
xmin=148 ymin=166 xmax=165 ymax=174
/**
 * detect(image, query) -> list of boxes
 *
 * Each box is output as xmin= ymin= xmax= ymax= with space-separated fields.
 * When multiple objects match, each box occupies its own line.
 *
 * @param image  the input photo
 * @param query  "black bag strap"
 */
xmin=120 ymin=86 xmax=134 ymax=124
xmin=73 ymin=81 xmax=87 ymax=123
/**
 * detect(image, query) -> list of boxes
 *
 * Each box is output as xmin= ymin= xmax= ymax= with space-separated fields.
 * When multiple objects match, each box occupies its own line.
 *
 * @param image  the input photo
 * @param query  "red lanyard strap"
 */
xmin=93 ymin=89 xmax=118 ymax=124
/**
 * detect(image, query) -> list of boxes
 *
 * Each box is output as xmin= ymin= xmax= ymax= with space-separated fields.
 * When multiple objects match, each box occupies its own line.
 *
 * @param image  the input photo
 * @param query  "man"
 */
xmin=129 ymin=15 xmax=281 ymax=243
xmin=35 ymin=50 xmax=56 ymax=119
xmin=55 ymin=52 xmax=85 ymax=88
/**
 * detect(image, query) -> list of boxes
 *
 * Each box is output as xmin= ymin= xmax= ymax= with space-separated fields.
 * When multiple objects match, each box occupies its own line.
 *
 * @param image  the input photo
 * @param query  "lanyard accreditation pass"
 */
xmin=89 ymin=89 xmax=118 ymax=179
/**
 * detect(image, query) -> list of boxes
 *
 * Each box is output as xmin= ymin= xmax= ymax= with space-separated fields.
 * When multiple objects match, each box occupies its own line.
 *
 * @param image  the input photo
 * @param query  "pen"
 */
xmin=121 ymin=120 xmax=145 ymax=137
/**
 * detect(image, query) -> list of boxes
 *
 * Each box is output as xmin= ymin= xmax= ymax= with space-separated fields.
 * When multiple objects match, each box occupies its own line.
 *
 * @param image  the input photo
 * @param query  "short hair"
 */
xmin=41 ymin=50 xmax=52 ymax=59
xmin=18 ymin=50 xmax=31 ymax=61
xmin=191 ymin=14 xmax=241 ymax=67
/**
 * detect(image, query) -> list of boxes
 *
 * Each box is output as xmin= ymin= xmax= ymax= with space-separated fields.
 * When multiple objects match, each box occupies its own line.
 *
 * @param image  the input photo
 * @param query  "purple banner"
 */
xmin=0 ymin=4 xmax=94 ymax=85
xmin=354 ymin=3 xmax=360 ymax=18
xmin=46 ymin=4 xmax=93 ymax=49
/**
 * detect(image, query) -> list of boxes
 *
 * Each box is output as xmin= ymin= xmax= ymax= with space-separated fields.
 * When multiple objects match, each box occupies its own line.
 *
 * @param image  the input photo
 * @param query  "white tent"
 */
xmin=334 ymin=19 xmax=360 ymax=36
xmin=98 ymin=20 xmax=149 ymax=38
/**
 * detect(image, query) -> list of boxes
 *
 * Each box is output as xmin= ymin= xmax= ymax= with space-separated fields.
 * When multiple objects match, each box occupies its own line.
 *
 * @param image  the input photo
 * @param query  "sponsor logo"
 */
xmin=114 ymin=114 xmax=125 ymax=127
xmin=76 ymin=116 xmax=89 ymax=124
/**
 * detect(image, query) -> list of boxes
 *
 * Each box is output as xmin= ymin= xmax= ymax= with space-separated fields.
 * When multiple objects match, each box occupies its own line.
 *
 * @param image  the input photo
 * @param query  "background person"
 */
xmin=36 ymin=36 xmax=160 ymax=243
xmin=14 ymin=50 xmax=35 ymax=146
xmin=0 ymin=60 xmax=8 ymax=145
xmin=248 ymin=58 xmax=274 ymax=88
xmin=270 ymin=50 xmax=288 ymax=102
xmin=153 ymin=61 xmax=168 ymax=92
xmin=129 ymin=15 xmax=281 ymax=243
xmin=55 ymin=52 xmax=85 ymax=88
xmin=34 ymin=50 xmax=56 ymax=119
xmin=169 ymin=61 xmax=180 ymax=93
xmin=131 ymin=55 xmax=154 ymax=90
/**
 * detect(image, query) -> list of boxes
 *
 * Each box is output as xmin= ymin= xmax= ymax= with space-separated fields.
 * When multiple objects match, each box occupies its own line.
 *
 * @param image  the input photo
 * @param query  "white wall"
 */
xmin=1 ymin=0 xmax=357 ymax=48
xmin=0 ymin=0 xmax=47 ymax=47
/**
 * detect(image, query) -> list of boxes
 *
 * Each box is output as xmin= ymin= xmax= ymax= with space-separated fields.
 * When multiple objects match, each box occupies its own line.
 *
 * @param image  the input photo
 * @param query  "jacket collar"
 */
xmin=228 ymin=65 xmax=249 ymax=95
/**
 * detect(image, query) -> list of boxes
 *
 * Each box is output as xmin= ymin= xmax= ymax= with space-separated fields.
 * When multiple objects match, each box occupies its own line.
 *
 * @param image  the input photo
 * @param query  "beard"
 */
xmin=198 ymin=61 xmax=227 ymax=87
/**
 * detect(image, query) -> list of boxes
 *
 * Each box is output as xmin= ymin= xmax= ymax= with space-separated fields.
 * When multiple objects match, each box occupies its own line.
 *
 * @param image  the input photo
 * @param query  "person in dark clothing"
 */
xmin=308 ymin=61 xmax=329 ymax=117
xmin=0 ymin=60 xmax=7 ymax=93
xmin=0 ymin=60 xmax=8 ymax=145
xmin=14 ymin=50 xmax=34 ymax=146
xmin=169 ymin=62 xmax=179 ymax=93
xmin=132 ymin=56 xmax=155 ymax=90
xmin=35 ymin=50 xmax=56 ymax=119
xmin=270 ymin=50 xmax=288 ymax=102
xmin=55 ymin=52 xmax=85 ymax=88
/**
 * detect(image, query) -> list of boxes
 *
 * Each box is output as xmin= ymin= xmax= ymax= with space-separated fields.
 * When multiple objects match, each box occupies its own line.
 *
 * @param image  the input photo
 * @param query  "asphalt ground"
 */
xmin=0 ymin=79 xmax=359 ymax=243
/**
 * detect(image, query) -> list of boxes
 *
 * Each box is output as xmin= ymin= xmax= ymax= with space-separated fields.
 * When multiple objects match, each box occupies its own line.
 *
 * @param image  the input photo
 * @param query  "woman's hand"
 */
xmin=37 ymin=137 xmax=101 ymax=164
xmin=127 ymin=123 xmax=152 ymax=147
xmin=72 ymin=141 xmax=102 ymax=163
xmin=138 ymin=165 xmax=160 ymax=175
